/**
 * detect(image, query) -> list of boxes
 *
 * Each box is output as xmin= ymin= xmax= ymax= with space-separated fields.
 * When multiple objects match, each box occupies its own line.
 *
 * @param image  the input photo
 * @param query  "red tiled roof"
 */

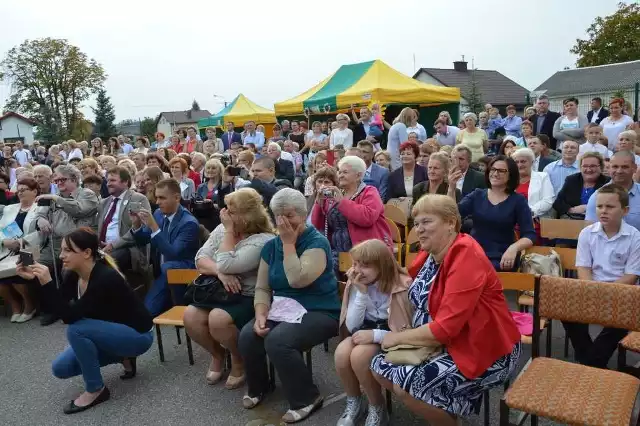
xmin=0 ymin=111 xmax=37 ymax=125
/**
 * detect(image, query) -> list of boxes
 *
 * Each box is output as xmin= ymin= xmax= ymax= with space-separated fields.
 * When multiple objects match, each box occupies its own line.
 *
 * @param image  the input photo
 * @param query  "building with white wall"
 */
xmin=0 ymin=112 xmax=36 ymax=145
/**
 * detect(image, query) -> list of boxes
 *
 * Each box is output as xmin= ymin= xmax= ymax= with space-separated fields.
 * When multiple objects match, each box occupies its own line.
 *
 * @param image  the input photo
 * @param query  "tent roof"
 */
xmin=275 ymin=60 xmax=460 ymax=116
xmin=198 ymin=94 xmax=276 ymax=128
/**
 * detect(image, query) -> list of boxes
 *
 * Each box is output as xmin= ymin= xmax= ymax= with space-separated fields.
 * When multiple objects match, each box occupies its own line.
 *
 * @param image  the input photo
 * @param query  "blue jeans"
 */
xmin=144 ymin=260 xmax=193 ymax=316
xmin=52 ymin=319 xmax=153 ymax=392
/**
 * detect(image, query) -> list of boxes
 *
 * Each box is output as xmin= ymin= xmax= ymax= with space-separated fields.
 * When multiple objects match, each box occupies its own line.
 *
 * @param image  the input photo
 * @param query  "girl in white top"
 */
xmin=600 ymin=98 xmax=634 ymax=152
xmin=329 ymin=113 xmax=354 ymax=149
xmin=67 ymin=140 xmax=84 ymax=160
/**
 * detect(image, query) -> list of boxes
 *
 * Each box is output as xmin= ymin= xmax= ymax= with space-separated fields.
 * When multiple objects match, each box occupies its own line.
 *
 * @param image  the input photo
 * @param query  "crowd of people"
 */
xmin=1 ymin=95 xmax=639 ymax=425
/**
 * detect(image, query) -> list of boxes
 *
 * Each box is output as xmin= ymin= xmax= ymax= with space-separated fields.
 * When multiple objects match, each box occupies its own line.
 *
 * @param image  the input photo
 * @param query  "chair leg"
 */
xmin=563 ymin=335 xmax=570 ymax=358
xmin=545 ymin=319 xmax=553 ymax=358
xmin=155 ymin=324 xmax=165 ymax=362
xmin=186 ymin=333 xmax=194 ymax=365
xmin=225 ymin=349 xmax=232 ymax=371
xmin=531 ymin=414 xmax=538 ymax=426
xmin=305 ymin=350 xmax=313 ymax=375
xmin=499 ymin=399 xmax=510 ymax=426
xmin=618 ymin=345 xmax=627 ymax=371
xmin=483 ymin=390 xmax=490 ymax=426
xmin=175 ymin=326 xmax=182 ymax=345
xmin=323 ymin=340 xmax=329 ymax=352
xmin=385 ymin=389 xmax=393 ymax=414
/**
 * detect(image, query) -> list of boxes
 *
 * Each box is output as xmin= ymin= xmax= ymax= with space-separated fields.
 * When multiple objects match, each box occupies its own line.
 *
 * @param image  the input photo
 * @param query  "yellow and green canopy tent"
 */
xmin=274 ymin=59 xmax=460 ymax=116
xmin=198 ymin=94 xmax=277 ymax=129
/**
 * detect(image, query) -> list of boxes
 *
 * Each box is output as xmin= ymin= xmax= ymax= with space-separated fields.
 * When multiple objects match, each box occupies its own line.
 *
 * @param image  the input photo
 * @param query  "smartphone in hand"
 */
xmin=19 ymin=250 xmax=34 ymax=267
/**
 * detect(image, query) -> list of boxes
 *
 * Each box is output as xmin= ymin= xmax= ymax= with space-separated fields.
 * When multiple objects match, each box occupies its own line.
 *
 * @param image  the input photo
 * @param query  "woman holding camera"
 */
xmin=184 ymin=189 xmax=275 ymax=389
xmin=17 ymin=228 xmax=153 ymax=414
xmin=195 ymin=159 xmax=225 ymax=231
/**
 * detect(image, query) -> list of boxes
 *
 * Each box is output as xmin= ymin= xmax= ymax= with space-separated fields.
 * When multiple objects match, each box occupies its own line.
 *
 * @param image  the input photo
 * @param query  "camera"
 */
xmin=128 ymin=201 xmax=143 ymax=213
xmin=37 ymin=198 xmax=52 ymax=207
xmin=227 ymin=166 xmax=242 ymax=177
xmin=321 ymin=188 xmax=334 ymax=197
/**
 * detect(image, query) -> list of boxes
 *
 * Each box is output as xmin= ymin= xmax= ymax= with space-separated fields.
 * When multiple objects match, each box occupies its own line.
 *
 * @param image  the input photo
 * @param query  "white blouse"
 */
xmin=330 ymin=128 xmax=354 ymax=149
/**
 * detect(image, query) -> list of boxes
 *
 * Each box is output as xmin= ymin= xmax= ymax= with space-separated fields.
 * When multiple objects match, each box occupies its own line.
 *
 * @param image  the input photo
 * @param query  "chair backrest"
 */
xmin=540 ymin=219 xmax=591 ymax=240
xmin=338 ymin=281 xmax=347 ymax=300
xmin=338 ymin=252 xmax=353 ymax=273
xmin=384 ymin=204 xmax=408 ymax=226
xmin=497 ymin=272 xmax=536 ymax=292
xmin=538 ymin=275 xmax=640 ymax=332
xmin=406 ymin=227 xmax=418 ymax=245
xmin=167 ymin=269 xmax=199 ymax=286
xmin=526 ymin=246 xmax=577 ymax=272
xmin=385 ymin=217 xmax=402 ymax=243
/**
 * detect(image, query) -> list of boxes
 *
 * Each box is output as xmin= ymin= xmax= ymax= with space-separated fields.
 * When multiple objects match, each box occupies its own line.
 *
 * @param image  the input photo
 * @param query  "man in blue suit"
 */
xmin=357 ymin=140 xmax=388 ymax=200
xmin=221 ymin=121 xmax=242 ymax=151
xmin=132 ymin=179 xmax=200 ymax=316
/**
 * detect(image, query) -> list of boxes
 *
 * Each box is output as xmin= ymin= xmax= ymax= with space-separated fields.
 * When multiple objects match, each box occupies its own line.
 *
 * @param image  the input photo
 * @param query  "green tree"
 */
xmin=140 ymin=116 xmax=157 ymax=141
xmin=0 ymin=38 xmax=106 ymax=141
xmin=464 ymin=69 xmax=483 ymax=115
xmin=192 ymin=99 xmax=201 ymax=111
xmin=92 ymin=88 xmax=116 ymax=139
xmin=571 ymin=2 xmax=640 ymax=67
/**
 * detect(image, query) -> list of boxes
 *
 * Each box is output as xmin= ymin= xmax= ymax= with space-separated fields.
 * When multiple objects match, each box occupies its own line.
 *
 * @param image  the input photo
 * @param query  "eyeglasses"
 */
xmin=581 ymin=164 xmax=601 ymax=169
xmin=16 ymin=188 xmax=34 ymax=194
xmin=489 ymin=168 xmax=508 ymax=175
xmin=53 ymin=177 xmax=68 ymax=184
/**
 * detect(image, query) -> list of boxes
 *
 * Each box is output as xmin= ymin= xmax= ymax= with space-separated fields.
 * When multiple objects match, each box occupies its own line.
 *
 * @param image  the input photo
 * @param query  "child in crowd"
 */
xmin=565 ymin=184 xmax=640 ymax=368
xmin=83 ymin=175 xmax=103 ymax=199
xmin=335 ymin=239 xmax=412 ymax=426
xmin=580 ymin=123 xmax=612 ymax=159
xmin=487 ymin=107 xmax=503 ymax=139
xmin=367 ymin=103 xmax=384 ymax=138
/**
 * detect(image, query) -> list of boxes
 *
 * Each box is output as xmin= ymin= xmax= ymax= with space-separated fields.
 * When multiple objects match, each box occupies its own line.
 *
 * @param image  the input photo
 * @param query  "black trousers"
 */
xmin=38 ymin=258 xmax=68 ymax=315
xmin=562 ymin=321 xmax=629 ymax=368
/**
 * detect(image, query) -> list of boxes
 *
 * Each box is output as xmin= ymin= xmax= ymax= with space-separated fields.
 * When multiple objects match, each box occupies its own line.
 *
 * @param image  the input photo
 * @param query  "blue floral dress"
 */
xmin=370 ymin=256 xmax=521 ymax=416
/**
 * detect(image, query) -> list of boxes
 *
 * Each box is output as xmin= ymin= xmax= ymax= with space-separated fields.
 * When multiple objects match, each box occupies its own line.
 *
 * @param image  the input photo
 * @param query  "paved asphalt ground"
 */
xmin=2 ymin=310 xmax=633 ymax=426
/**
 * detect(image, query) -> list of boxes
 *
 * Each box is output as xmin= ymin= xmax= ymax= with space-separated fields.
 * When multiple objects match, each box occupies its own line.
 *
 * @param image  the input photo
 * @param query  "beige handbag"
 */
xmin=520 ymin=249 xmax=562 ymax=296
xmin=386 ymin=197 xmax=413 ymax=218
xmin=383 ymin=344 xmax=443 ymax=365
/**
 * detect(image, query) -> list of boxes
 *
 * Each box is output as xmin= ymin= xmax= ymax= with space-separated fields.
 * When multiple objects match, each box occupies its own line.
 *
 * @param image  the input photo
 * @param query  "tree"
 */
xmin=0 ymin=38 xmax=106 ymax=141
xmin=571 ymin=2 xmax=640 ymax=67
xmin=464 ymin=68 xmax=483 ymax=115
xmin=192 ymin=99 xmax=201 ymax=111
xmin=92 ymin=88 xmax=116 ymax=139
xmin=70 ymin=114 xmax=94 ymax=141
xmin=140 ymin=117 xmax=157 ymax=141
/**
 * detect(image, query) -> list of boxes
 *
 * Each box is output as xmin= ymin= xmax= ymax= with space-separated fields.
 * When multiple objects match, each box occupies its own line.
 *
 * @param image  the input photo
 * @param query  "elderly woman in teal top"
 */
xmin=238 ymin=188 xmax=340 ymax=424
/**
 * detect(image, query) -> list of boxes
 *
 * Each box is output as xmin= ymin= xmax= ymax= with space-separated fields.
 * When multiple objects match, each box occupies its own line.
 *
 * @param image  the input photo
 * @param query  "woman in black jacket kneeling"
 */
xmin=17 ymin=227 xmax=153 ymax=414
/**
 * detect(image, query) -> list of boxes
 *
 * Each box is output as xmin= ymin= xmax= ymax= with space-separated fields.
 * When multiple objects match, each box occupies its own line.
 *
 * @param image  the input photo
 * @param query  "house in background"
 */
xmin=533 ymin=60 xmax=640 ymax=118
xmin=156 ymin=109 xmax=211 ymax=137
xmin=0 ymin=112 xmax=36 ymax=145
xmin=413 ymin=61 xmax=530 ymax=116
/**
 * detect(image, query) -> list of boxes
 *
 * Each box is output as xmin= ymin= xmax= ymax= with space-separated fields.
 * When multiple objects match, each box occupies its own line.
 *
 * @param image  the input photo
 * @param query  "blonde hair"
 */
xmin=237 ymin=150 xmax=255 ymax=165
xmin=350 ymin=239 xmax=404 ymax=295
xmin=224 ymin=188 xmax=275 ymax=236
xmin=204 ymin=158 xmax=224 ymax=179
xmin=79 ymin=158 xmax=100 ymax=172
xmin=117 ymin=159 xmax=138 ymax=178
xmin=428 ymin=151 xmax=451 ymax=174
xmin=394 ymin=107 xmax=414 ymax=127
xmin=335 ymin=113 xmax=350 ymax=124
xmin=411 ymin=193 xmax=461 ymax=232
xmin=67 ymin=139 xmax=77 ymax=149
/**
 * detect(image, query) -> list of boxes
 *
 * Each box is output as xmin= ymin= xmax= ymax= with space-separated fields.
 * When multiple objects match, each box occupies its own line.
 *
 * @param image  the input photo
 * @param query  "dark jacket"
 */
xmin=530 ymin=111 xmax=562 ymax=150
xmin=386 ymin=164 xmax=428 ymax=202
xmin=552 ymin=172 xmax=610 ymax=218
xmin=274 ymin=158 xmax=294 ymax=186
xmin=353 ymin=122 xmax=384 ymax=146
xmin=536 ymin=156 xmax=555 ymax=172
xmin=412 ymin=180 xmax=461 ymax=207
xmin=461 ymin=168 xmax=486 ymax=196
xmin=587 ymin=108 xmax=609 ymax=125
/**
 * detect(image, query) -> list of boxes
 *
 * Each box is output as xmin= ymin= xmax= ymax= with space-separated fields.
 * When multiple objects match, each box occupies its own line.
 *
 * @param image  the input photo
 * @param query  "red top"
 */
xmin=408 ymin=250 xmax=429 ymax=279
xmin=516 ymin=180 xmax=540 ymax=241
xmin=516 ymin=181 xmax=530 ymax=199
xmin=428 ymin=233 xmax=520 ymax=379
xmin=188 ymin=170 xmax=202 ymax=188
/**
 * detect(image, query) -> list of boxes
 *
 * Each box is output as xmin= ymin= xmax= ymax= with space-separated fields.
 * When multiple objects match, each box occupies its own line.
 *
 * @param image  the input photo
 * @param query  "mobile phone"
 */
xmin=19 ymin=250 xmax=34 ymax=267
xmin=128 ymin=201 xmax=143 ymax=213
xmin=37 ymin=198 xmax=51 ymax=207
xmin=227 ymin=166 xmax=242 ymax=177
xmin=326 ymin=150 xmax=336 ymax=166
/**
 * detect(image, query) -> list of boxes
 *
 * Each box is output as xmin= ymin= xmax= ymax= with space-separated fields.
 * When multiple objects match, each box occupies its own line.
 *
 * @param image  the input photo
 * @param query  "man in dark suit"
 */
xmin=266 ymin=142 xmax=294 ymax=185
xmin=530 ymin=95 xmax=562 ymax=151
xmin=352 ymin=106 xmax=384 ymax=148
xmin=98 ymin=166 xmax=151 ymax=273
xmin=450 ymin=146 xmax=486 ymax=196
xmin=587 ymin=97 xmax=609 ymax=125
xmin=221 ymin=121 xmax=242 ymax=151
xmin=528 ymin=137 xmax=554 ymax=172
xmin=357 ymin=140 xmax=388 ymax=199
xmin=132 ymin=179 xmax=199 ymax=316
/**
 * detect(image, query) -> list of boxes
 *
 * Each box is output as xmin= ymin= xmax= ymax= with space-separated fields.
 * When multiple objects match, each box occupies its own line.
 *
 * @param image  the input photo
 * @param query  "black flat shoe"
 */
xmin=120 ymin=357 xmax=137 ymax=380
xmin=40 ymin=313 xmax=59 ymax=326
xmin=63 ymin=387 xmax=110 ymax=414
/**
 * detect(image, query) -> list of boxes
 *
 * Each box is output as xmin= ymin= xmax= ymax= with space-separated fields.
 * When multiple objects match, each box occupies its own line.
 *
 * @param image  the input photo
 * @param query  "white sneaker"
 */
xmin=10 ymin=313 xmax=22 ymax=323
xmin=337 ymin=395 xmax=366 ymax=426
xmin=16 ymin=310 xmax=36 ymax=323
xmin=364 ymin=404 xmax=389 ymax=426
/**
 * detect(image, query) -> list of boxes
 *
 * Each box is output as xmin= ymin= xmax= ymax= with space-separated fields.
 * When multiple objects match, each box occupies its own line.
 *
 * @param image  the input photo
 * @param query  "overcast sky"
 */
xmin=0 ymin=0 xmax=622 ymax=122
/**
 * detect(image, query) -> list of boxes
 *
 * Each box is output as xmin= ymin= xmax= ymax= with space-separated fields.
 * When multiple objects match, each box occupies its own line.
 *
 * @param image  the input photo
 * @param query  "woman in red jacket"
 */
xmin=370 ymin=194 xmax=521 ymax=426
xmin=310 ymin=155 xmax=392 ymax=275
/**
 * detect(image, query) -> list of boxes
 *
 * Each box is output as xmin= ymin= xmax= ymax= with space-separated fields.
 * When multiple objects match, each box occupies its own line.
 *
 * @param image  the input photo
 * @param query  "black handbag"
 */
xmin=183 ymin=275 xmax=242 ymax=307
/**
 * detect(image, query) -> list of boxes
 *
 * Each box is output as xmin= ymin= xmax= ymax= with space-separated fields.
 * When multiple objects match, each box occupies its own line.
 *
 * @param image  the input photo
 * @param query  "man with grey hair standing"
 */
xmin=530 ymin=95 xmax=562 ymax=151
xmin=34 ymin=164 xmax=99 ymax=326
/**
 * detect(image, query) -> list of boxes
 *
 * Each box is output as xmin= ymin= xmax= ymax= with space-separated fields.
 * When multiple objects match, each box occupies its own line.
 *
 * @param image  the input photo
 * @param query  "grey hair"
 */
xmin=55 ymin=164 xmax=82 ymax=182
xmin=338 ymin=155 xmax=367 ymax=175
xmin=511 ymin=147 xmax=535 ymax=162
xmin=281 ymin=120 xmax=290 ymax=125
xmin=270 ymin=188 xmax=307 ymax=217
xmin=33 ymin=164 xmax=52 ymax=176
xmin=612 ymin=150 xmax=637 ymax=163
xmin=463 ymin=112 xmax=478 ymax=123
xmin=619 ymin=130 xmax=638 ymax=142
xmin=191 ymin=152 xmax=206 ymax=162
xmin=268 ymin=142 xmax=282 ymax=152
xmin=452 ymin=145 xmax=472 ymax=160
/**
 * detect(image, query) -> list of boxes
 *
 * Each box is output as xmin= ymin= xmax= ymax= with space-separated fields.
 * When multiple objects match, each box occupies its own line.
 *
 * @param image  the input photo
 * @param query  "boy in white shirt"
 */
xmin=579 ymin=123 xmax=612 ymax=159
xmin=564 ymin=183 xmax=640 ymax=368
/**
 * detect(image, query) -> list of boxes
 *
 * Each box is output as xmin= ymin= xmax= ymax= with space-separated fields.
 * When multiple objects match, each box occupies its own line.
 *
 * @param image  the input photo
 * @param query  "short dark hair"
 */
xmin=592 ymin=97 xmax=602 ymax=105
xmin=357 ymin=140 xmax=374 ymax=151
xmin=563 ymin=97 xmax=579 ymax=105
xmin=155 ymin=178 xmax=181 ymax=195
xmin=598 ymin=183 xmax=629 ymax=209
xmin=253 ymin=157 xmax=275 ymax=170
xmin=485 ymin=155 xmax=520 ymax=193
xmin=107 ymin=166 xmax=132 ymax=185
xmin=537 ymin=134 xmax=551 ymax=148
xmin=17 ymin=177 xmax=38 ymax=192
xmin=82 ymin=174 xmax=103 ymax=187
